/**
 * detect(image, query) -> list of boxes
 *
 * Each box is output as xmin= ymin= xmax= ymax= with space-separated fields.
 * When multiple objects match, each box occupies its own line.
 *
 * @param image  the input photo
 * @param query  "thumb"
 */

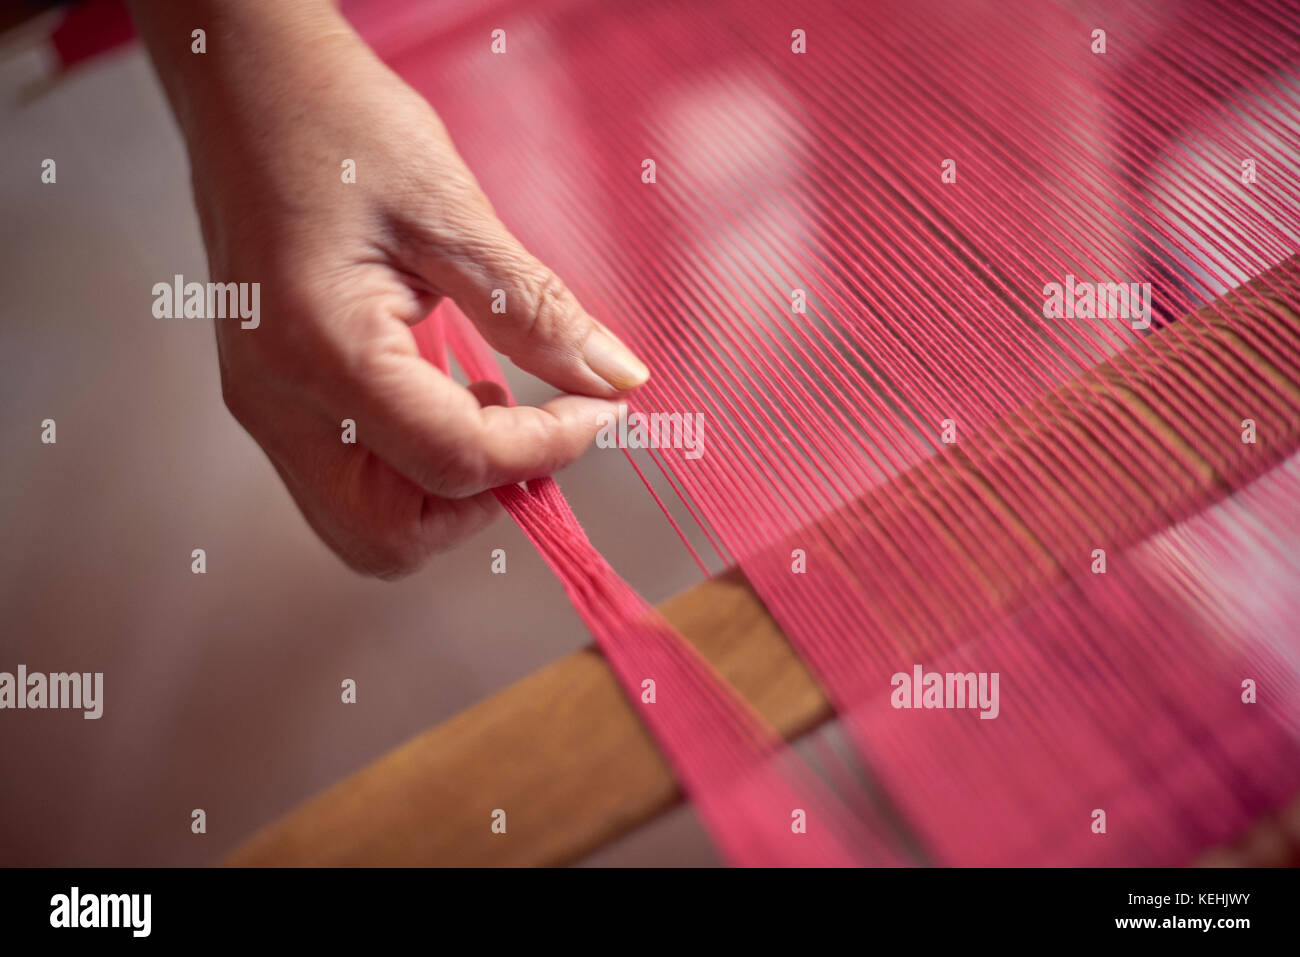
xmin=421 ymin=213 xmax=650 ymax=398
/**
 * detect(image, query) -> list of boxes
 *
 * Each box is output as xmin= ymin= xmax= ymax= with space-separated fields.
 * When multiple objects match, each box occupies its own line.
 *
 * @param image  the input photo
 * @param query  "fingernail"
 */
xmin=583 ymin=328 xmax=650 ymax=391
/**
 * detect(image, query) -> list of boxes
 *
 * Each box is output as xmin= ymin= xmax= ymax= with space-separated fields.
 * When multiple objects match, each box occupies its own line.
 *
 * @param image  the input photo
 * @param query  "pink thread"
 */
xmin=371 ymin=0 xmax=1300 ymax=865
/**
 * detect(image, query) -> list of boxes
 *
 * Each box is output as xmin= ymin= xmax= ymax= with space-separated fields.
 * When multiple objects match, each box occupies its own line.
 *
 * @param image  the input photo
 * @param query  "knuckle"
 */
xmin=337 ymin=326 xmax=415 ymax=399
xmin=521 ymin=269 xmax=579 ymax=344
xmin=408 ymin=182 xmax=495 ymax=257
xmin=342 ymin=336 xmax=394 ymax=389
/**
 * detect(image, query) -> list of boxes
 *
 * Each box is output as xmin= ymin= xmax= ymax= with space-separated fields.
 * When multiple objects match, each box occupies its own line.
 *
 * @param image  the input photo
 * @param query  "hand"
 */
xmin=131 ymin=0 xmax=649 ymax=578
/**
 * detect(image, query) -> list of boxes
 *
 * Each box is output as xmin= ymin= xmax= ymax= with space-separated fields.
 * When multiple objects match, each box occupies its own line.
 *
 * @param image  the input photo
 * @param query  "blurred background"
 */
xmin=0 ymin=5 xmax=719 ymax=866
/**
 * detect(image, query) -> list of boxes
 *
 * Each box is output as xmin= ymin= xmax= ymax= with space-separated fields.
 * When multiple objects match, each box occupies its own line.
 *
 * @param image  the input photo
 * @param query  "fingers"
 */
xmin=335 ymin=337 xmax=619 ymax=499
xmin=270 ymin=442 xmax=502 ymax=580
xmin=415 ymin=210 xmax=650 ymax=398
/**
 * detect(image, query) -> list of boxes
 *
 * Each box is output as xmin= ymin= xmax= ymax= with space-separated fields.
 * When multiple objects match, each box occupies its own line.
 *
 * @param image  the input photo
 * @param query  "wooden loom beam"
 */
xmin=228 ymin=255 xmax=1300 ymax=867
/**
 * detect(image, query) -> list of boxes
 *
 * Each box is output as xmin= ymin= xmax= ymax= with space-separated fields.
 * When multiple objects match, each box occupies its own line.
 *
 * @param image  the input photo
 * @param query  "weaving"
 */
xmin=348 ymin=0 xmax=1300 ymax=866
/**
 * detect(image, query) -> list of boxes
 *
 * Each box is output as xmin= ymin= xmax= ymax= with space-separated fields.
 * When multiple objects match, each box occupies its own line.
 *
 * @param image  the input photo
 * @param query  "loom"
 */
xmin=217 ymin=0 xmax=1300 ymax=865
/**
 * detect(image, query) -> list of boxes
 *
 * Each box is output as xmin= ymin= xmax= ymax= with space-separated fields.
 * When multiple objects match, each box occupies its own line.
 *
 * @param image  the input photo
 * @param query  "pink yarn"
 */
xmin=380 ymin=0 xmax=1300 ymax=865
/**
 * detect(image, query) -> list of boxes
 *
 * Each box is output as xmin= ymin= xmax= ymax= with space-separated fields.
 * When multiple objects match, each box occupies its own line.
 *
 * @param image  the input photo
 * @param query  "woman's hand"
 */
xmin=130 ymin=0 xmax=648 ymax=578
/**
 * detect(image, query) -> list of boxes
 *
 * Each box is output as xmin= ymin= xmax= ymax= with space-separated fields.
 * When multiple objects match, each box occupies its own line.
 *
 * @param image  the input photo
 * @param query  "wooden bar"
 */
xmin=226 ymin=567 xmax=820 ymax=866
xmin=228 ymin=257 xmax=1300 ymax=866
